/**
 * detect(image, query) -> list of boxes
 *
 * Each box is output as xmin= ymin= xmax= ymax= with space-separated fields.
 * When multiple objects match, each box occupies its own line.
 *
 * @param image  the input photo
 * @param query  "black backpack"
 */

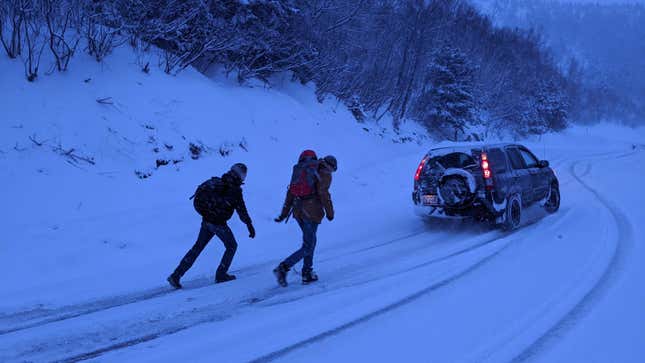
xmin=191 ymin=177 xmax=226 ymax=217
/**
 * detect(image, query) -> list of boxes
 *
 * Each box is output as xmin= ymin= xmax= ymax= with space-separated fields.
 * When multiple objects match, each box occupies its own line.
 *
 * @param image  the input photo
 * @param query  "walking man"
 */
xmin=273 ymin=151 xmax=337 ymax=286
xmin=168 ymin=163 xmax=255 ymax=289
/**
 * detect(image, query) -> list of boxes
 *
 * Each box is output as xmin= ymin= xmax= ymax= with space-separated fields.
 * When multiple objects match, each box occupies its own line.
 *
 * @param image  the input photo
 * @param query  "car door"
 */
xmin=518 ymin=147 xmax=548 ymax=201
xmin=505 ymin=147 xmax=532 ymax=204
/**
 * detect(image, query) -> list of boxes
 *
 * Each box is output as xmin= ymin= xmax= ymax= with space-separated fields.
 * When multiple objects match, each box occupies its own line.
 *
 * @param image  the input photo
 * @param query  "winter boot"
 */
xmin=167 ymin=274 xmax=182 ymax=289
xmin=302 ymin=269 xmax=319 ymax=285
xmin=273 ymin=262 xmax=289 ymax=287
xmin=215 ymin=273 xmax=236 ymax=284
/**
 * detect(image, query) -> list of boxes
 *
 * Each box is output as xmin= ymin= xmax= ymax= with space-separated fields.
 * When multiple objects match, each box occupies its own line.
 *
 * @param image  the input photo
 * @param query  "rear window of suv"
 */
xmin=487 ymin=148 xmax=507 ymax=173
xmin=439 ymin=152 xmax=476 ymax=169
xmin=431 ymin=152 xmax=476 ymax=169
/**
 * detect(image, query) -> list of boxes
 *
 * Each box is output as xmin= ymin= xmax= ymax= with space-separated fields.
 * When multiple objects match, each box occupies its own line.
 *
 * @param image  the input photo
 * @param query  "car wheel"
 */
xmin=544 ymin=183 xmax=560 ymax=214
xmin=502 ymin=194 xmax=522 ymax=231
xmin=439 ymin=175 xmax=474 ymax=208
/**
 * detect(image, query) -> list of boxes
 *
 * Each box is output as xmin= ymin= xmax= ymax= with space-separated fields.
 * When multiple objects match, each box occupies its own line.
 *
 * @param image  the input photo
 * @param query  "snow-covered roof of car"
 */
xmin=426 ymin=141 xmax=521 ymax=156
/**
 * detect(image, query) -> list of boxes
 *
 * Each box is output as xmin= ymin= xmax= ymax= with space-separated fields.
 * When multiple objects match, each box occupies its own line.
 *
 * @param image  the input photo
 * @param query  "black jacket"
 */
xmin=202 ymin=172 xmax=252 ymax=226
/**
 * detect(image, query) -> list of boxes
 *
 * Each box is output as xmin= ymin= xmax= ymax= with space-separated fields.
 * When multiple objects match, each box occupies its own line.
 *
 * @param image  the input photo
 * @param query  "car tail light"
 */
xmin=481 ymin=152 xmax=494 ymax=190
xmin=414 ymin=156 xmax=428 ymax=181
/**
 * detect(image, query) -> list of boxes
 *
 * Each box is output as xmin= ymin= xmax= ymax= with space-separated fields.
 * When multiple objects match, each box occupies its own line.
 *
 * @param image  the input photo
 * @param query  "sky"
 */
xmin=476 ymin=0 xmax=645 ymax=7
xmin=563 ymin=0 xmax=645 ymax=3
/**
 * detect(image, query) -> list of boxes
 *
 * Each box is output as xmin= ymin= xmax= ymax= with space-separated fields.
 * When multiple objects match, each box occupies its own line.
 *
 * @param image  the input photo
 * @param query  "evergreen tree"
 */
xmin=535 ymin=80 xmax=568 ymax=132
xmin=415 ymin=46 xmax=476 ymax=140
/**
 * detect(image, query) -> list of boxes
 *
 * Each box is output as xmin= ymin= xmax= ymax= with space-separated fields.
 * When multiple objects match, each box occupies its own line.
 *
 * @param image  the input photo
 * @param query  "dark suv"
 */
xmin=412 ymin=143 xmax=560 ymax=229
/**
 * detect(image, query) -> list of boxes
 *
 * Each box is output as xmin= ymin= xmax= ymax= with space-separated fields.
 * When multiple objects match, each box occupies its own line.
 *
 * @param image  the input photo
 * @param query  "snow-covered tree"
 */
xmin=535 ymin=80 xmax=568 ymax=132
xmin=415 ymin=46 xmax=476 ymax=140
xmin=224 ymin=0 xmax=312 ymax=82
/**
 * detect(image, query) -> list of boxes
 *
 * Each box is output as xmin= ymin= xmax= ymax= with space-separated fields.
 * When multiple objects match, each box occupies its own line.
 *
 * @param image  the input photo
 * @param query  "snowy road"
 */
xmin=266 ymin=152 xmax=635 ymax=363
xmin=1 ymin=141 xmax=643 ymax=363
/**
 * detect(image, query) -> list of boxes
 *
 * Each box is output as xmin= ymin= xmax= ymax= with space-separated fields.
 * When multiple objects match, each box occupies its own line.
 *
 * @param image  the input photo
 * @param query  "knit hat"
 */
xmin=230 ymin=163 xmax=248 ymax=181
xmin=323 ymin=155 xmax=337 ymax=172
xmin=299 ymin=150 xmax=318 ymax=162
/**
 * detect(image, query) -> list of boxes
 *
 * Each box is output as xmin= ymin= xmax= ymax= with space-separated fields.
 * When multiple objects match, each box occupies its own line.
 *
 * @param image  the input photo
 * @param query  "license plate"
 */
xmin=423 ymin=194 xmax=439 ymax=206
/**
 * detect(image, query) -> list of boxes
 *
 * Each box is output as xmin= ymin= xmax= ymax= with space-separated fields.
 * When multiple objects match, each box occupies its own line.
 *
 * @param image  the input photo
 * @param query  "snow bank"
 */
xmin=0 ymin=45 xmax=428 ymax=310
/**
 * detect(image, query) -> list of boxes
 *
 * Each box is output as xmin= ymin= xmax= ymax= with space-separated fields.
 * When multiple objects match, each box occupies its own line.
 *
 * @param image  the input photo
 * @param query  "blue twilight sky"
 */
xmin=567 ymin=0 xmax=644 ymax=3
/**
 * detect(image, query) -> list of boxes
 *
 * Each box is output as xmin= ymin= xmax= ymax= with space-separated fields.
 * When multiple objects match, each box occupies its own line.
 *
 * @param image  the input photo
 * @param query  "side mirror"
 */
xmin=538 ymin=160 xmax=550 ymax=168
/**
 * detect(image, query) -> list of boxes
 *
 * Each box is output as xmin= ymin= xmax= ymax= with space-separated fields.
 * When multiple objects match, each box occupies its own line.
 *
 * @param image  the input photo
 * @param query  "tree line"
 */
xmin=1 ymin=0 xmax=580 ymax=139
xmin=483 ymin=0 xmax=645 ymax=126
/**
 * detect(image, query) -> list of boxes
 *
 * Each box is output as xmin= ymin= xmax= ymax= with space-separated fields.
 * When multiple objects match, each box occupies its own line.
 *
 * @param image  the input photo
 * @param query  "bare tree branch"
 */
xmin=96 ymin=97 xmax=113 ymax=104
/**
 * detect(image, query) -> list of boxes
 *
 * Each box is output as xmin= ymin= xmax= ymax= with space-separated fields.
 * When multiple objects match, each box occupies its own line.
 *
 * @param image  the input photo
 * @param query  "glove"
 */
xmin=247 ymin=223 xmax=256 ymax=239
xmin=326 ymin=214 xmax=334 ymax=222
xmin=274 ymin=216 xmax=286 ymax=223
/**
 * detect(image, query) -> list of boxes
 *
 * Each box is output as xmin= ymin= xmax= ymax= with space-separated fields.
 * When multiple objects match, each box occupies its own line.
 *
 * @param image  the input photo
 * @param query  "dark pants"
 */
xmin=283 ymin=219 xmax=319 ymax=272
xmin=172 ymin=220 xmax=238 ymax=279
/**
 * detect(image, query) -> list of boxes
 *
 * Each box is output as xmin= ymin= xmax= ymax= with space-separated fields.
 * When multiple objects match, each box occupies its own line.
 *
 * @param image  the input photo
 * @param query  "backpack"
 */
xmin=289 ymin=159 xmax=320 ymax=197
xmin=191 ymin=177 xmax=226 ymax=217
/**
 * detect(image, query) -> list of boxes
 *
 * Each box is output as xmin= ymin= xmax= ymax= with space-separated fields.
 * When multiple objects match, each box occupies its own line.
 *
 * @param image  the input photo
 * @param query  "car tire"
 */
xmin=502 ymin=194 xmax=522 ymax=231
xmin=439 ymin=175 xmax=474 ymax=208
xmin=544 ymin=183 xmax=560 ymax=214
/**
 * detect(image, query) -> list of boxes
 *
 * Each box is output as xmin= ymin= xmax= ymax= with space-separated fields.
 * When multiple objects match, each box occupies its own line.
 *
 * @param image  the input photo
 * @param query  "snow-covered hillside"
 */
xmin=0 ymin=46 xmax=428 ymax=309
xmin=1 ymin=47 xmax=645 ymax=363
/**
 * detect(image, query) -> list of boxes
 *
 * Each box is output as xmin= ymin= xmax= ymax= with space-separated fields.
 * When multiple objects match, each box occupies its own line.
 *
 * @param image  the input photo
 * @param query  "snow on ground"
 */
xmin=0 ymin=47 xmax=427 ymax=312
xmin=1 ymin=47 xmax=644 ymax=363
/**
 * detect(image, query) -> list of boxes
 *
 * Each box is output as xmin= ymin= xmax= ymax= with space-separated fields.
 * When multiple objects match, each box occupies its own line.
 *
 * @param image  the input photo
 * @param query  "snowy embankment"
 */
xmin=0 ymin=46 xmax=427 ymax=311
xmin=2 ymin=47 xmax=645 ymax=363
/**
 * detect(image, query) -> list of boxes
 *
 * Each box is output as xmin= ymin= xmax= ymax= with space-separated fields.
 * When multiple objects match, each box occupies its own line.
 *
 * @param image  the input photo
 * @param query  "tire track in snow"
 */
xmin=246 ymin=209 xmax=576 ymax=363
xmin=0 ymin=230 xmax=432 ymax=336
xmin=511 ymin=151 xmax=636 ymax=362
xmin=51 ymin=317 xmax=231 ymax=363
xmin=253 ymin=227 xmax=516 ymax=308
xmin=248 ymin=242 xmax=516 ymax=363
xmin=4 ymin=228 xmax=485 ymax=362
xmin=42 ymin=226 xmax=524 ymax=363
xmin=254 ymin=207 xmax=576 ymax=308
xmin=0 ymin=288 xmax=171 ymax=336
